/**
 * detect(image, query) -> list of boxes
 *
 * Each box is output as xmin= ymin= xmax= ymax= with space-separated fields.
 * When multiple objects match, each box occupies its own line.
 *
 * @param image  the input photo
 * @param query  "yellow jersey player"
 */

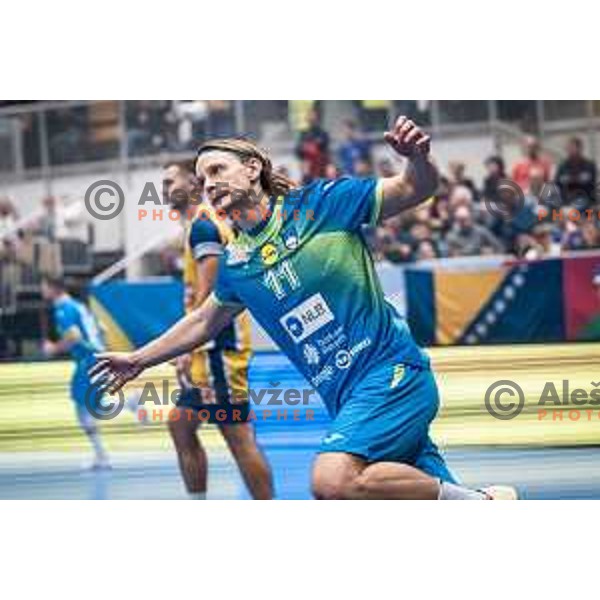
xmin=163 ymin=160 xmax=273 ymax=499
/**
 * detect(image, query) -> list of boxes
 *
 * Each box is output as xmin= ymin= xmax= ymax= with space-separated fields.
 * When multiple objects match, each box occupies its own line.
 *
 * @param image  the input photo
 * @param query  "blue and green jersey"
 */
xmin=213 ymin=177 xmax=429 ymax=416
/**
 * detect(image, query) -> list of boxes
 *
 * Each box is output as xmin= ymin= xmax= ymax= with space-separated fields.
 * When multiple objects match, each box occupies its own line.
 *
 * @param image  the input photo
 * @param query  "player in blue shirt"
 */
xmin=42 ymin=277 xmax=110 ymax=469
xmin=91 ymin=116 xmax=517 ymax=499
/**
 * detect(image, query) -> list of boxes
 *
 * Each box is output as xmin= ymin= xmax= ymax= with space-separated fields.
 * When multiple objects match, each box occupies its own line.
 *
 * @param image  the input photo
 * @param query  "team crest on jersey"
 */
xmin=283 ymin=230 xmax=299 ymax=250
xmin=261 ymin=243 xmax=279 ymax=266
xmin=226 ymin=244 xmax=250 ymax=265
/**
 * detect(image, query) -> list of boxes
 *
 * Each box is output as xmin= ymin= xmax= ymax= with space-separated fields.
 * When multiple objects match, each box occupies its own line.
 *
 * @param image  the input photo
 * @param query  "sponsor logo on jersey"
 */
xmin=322 ymin=432 xmax=345 ymax=445
xmin=311 ymin=365 xmax=334 ymax=387
xmin=226 ymin=244 xmax=249 ymax=265
xmin=335 ymin=349 xmax=352 ymax=370
xmin=350 ymin=337 xmax=372 ymax=356
xmin=260 ymin=243 xmax=279 ymax=266
xmin=280 ymin=293 xmax=334 ymax=343
xmin=390 ymin=364 xmax=406 ymax=389
xmin=315 ymin=325 xmax=347 ymax=355
xmin=334 ymin=338 xmax=372 ymax=371
xmin=303 ymin=343 xmax=320 ymax=366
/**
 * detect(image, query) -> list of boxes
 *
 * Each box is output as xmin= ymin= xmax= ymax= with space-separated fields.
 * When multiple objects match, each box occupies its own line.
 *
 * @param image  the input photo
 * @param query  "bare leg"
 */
xmin=312 ymin=452 xmax=439 ymax=500
xmin=77 ymin=406 xmax=109 ymax=468
xmin=220 ymin=422 xmax=273 ymax=500
xmin=168 ymin=413 xmax=208 ymax=496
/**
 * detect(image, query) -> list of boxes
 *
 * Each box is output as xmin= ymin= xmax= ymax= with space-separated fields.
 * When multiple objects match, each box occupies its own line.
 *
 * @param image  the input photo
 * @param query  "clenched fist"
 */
xmin=384 ymin=116 xmax=431 ymax=158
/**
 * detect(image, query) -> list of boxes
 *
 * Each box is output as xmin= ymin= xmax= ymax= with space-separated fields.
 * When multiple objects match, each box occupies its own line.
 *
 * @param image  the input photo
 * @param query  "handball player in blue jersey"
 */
xmin=91 ymin=116 xmax=517 ymax=499
xmin=42 ymin=276 xmax=110 ymax=469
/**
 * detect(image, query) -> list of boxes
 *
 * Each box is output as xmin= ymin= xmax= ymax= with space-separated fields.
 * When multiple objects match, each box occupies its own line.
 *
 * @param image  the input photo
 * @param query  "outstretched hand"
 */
xmin=384 ymin=115 xmax=431 ymax=158
xmin=89 ymin=352 xmax=144 ymax=394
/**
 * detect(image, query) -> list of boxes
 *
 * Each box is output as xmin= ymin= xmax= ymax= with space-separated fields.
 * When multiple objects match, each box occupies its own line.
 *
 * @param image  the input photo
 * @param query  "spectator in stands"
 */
xmin=437 ymin=175 xmax=452 ymax=200
xmin=448 ymin=161 xmax=479 ymax=201
xmin=415 ymin=239 xmax=441 ymax=261
xmin=324 ymin=163 xmax=341 ymax=179
xmin=205 ymin=101 xmax=235 ymax=137
xmin=563 ymin=219 xmax=600 ymax=252
xmin=0 ymin=198 xmax=20 ymax=263
xmin=430 ymin=195 xmax=452 ymax=236
xmin=409 ymin=222 xmax=434 ymax=245
xmin=38 ymin=195 xmax=87 ymax=242
xmin=482 ymin=156 xmax=506 ymax=207
xmin=35 ymin=196 xmax=87 ymax=276
xmin=337 ymin=119 xmax=372 ymax=175
xmin=448 ymin=185 xmax=475 ymax=217
xmin=127 ymin=105 xmax=154 ymax=156
xmin=555 ymin=137 xmax=597 ymax=209
xmin=127 ymin=101 xmax=172 ymax=156
xmin=376 ymin=225 xmax=414 ymax=264
xmin=520 ymin=223 xmax=561 ymax=259
xmin=511 ymin=135 xmax=553 ymax=193
xmin=446 ymin=205 xmax=504 ymax=257
xmin=0 ymin=197 xmax=18 ymax=239
xmin=560 ymin=217 xmax=580 ymax=251
xmin=408 ymin=221 xmax=444 ymax=260
xmin=47 ymin=107 xmax=85 ymax=164
xmin=172 ymin=101 xmax=208 ymax=150
xmin=485 ymin=177 xmax=539 ymax=255
xmin=581 ymin=220 xmax=600 ymax=249
xmin=295 ymin=107 xmax=330 ymax=181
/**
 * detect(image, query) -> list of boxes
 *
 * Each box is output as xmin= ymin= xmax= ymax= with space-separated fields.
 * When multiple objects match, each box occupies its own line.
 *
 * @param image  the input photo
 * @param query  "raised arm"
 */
xmin=89 ymin=294 xmax=240 ymax=393
xmin=378 ymin=116 xmax=439 ymax=222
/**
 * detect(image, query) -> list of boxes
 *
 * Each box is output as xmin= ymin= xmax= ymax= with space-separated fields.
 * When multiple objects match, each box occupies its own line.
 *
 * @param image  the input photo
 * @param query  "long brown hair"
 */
xmin=196 ymin=138 xmax=297 ymax=197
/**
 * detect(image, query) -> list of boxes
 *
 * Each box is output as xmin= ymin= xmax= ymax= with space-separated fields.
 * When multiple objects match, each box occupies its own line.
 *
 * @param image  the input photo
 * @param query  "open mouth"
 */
xmin=211 ymin=191 xmax=229 ymax=209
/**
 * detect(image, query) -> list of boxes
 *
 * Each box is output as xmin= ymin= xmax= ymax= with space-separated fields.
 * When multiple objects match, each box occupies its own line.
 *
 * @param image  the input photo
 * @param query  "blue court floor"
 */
xmin=1 ymin=352 xmax=599 ymax=499
xmin=1 ymin=446 xmax=600 ymax=500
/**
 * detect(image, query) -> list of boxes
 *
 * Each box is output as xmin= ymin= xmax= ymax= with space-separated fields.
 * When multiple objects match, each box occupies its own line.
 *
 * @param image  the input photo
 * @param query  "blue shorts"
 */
xmin=71 ymin=357 xmax=101 ymax=407
xmin=319 ymin=362 xmax=457 ymax=483
xmin=176 ymin=348 xmax=250 ymax=424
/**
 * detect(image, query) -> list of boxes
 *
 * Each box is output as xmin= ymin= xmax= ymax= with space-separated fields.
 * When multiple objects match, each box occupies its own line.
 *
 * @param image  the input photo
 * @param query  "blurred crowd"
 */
xmin=293 ymin=109 xmax=600 ymax=263
xmin=126 ymin=101 xmax=236 ymax=157
xmin=0 ymin=194 xmax=89 ymax=283
xmin=3 ymin=107 xmax=600 ymax=280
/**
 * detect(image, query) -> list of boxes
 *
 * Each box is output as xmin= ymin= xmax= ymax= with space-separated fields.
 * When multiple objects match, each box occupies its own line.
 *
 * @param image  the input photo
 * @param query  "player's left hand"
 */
xmin=384 ymin=116 xmax=431 ymax=158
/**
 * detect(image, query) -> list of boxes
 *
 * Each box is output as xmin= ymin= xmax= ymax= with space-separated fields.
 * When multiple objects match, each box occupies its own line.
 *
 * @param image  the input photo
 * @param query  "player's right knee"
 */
xmin=312 ymin=472 xmax=350 ymax=500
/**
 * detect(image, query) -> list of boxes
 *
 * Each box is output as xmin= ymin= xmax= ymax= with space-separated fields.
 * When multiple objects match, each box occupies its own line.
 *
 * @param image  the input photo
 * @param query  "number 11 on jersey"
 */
xmin=263 ymin=260 xmax=301 ymax=300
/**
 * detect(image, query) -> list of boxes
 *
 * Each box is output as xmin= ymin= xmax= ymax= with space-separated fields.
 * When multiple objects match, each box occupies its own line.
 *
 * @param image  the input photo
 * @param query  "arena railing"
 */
xmin=1 ymin=101 xmax=599 ymax=185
